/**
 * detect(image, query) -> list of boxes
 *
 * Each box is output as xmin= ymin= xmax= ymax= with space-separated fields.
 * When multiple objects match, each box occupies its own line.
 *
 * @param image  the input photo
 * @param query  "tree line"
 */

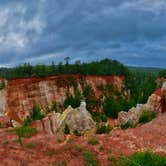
xmin=0 ymin=58 xmax=129 ymax=79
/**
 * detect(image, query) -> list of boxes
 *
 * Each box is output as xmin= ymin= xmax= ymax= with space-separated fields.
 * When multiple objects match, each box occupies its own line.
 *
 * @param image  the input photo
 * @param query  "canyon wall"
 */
xmin=0 ymin=75 xmax=124 ymax=122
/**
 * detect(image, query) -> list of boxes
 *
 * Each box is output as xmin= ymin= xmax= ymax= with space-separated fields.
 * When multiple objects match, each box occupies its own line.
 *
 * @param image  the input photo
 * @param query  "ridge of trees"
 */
xmin=0 ymin=58 xmax=129 ymax=80
xmin=158 ymin=69 xmax=166 ymax=78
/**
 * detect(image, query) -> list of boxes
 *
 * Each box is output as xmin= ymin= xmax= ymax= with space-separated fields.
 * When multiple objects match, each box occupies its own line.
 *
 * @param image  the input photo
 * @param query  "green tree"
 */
xmin=103 ymin=96 xmax=119 ymax=118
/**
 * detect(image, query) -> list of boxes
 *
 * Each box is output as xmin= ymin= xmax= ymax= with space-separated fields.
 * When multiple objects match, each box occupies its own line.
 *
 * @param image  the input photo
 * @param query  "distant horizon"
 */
xmin=0 ymin=1 xmax=166 ymax=68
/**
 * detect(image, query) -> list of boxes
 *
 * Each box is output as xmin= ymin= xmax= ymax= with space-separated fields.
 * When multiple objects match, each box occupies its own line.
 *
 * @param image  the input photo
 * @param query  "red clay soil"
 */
xmin=0 ymin=113 xmax=165 ymax=166
xmin=5 ymin=75 xmax=124 ymax=122
xmin=7 ymin=75 xmax=124 ymax=86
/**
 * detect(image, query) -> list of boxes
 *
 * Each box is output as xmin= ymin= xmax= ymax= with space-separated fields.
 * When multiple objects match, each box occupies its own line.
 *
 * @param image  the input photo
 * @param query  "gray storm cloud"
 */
xmin=0 ymin=0 xmax=165 ymax=68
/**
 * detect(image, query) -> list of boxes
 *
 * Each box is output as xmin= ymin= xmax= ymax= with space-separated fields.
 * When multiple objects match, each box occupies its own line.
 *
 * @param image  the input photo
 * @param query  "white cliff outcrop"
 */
xmin=117 ymin=81 xmax=166 ymax=126
xmin=30 ymin=101 xmax=96 ymax=135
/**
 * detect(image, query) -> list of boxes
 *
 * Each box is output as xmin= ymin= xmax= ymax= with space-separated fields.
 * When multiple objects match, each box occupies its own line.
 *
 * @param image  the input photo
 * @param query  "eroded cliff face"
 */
xmin=0 ymin=75 xmax=124 ymax=122
xmin=117 ymin=81 xmax=166 ymax=126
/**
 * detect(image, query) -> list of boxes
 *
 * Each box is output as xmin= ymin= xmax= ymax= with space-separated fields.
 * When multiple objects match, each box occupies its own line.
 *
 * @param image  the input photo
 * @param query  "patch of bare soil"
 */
xmin=0 ymin=113 xmax=165 ymax=166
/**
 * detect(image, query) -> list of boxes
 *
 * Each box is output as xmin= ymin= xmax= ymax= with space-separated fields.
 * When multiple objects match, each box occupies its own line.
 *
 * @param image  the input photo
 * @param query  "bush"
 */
xmin=64 ymin=124 xmax=70 ymax=134
xmin=88 ymin=137 xmax=99 ymax=145
xmin=83 ymin=151 xmax=100 ymax=166
xmin=100 ymin=114 xmax=107 ymax=122
xmin=139 ymin=111 xmax=156 ymax=124
xmin=14 ymin=126 xmax=37 ymax=138
xmin=73 ymin=129 xmax=81 ymax=136
xmin=30 ymin=105 xmax=44 ymax=121
xmin=96 ymin=125 xmax=112 ymax=134
xmin=112 ymin=151 xmax=166 ymax=166
xmin=23 ymin=117 xmax=32 ymax=126
xmin=103 ymin=96 xmax=119 ymax=118
xmin=120 ymin=121 xmax=133 ymax=130
xmin=0 ymin=81 xmax=5 ymax=90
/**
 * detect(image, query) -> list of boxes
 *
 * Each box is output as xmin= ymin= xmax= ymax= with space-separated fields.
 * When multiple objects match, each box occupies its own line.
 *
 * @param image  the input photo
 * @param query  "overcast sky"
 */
xmin=0 ymin=0 xmax=165 ymax=68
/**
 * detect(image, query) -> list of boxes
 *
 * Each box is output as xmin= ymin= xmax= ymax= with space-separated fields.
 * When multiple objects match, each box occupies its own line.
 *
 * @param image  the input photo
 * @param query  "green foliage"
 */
xmin=0 ymin=81 xmax=5 ymax=90
xmin=30 ymin=105 xmax=44 ymax=121
xmin=120 ymin=121 xmax=133 ymax=130
xmin=73 ymin=129 xmax=81 ymax=136
xmin=23 ymin=105 xmax=44 ymax=127
xmin=125 ymin=71 xmax=157 ymax=107
xmin=23 ymin=117 xmax=32 ymax=127
xmin=64 ymin=124 xmax=70 ymax=134
xmin=63 ymin=90 xmax=81 ymax=109
xmin=100 ymin=114 xmax=107 ymax=122
xmin=158 ymin=69 xmax=166 ymax=78
xmin=0 ymin=59 xmax=129 ymax=79
xmin=88 ymin=137 xmax=99 ymax=145
xmin=139 ymin=111 xmax=156 ymax=124
xmin=83 ymin=151 xmax=100 ymax=166
xmin=14 ymin=126 xmax=37 ymax=138
xmin=112 ymin=151 xmax=166 ymax=166
xmin=83 ymin=86 xmax=97 ymax=112
xmin=96 ymin=125 xmax=112 ymax=134
xmin=103 ymin=96 xmax=119 ymax=118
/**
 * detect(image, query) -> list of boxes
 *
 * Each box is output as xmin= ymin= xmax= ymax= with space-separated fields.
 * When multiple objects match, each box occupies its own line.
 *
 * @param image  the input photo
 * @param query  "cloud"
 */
xmin=0 ymin=0 xmax=165 ymax=68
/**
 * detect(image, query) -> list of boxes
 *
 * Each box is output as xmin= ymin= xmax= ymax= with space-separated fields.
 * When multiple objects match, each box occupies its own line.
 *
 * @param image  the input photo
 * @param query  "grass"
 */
xmin=26 ymin=143 xmax=36 ymax=149
xmin=88 ymin=137 xmax=99 ymax=145
xmin=83 ymin=151 xmax=100 ymax=166
xmin=111 ymin=152 xmax=166 ymax=166
xmin=139 ymin=111 xmax=156 ymax=124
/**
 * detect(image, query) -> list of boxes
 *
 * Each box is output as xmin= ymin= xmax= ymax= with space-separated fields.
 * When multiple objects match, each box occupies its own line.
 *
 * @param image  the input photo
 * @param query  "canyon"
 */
xmin=0 ymin=75 xmax=124 ymax=123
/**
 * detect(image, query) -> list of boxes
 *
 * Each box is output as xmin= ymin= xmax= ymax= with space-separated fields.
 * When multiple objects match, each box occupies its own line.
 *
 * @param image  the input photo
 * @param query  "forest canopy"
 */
xmin=0 ymin=59 xmax=129 ymax=79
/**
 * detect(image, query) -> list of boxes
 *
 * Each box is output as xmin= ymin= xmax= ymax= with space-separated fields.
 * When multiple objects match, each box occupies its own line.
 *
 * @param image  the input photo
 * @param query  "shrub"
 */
xmin=0 ymin=81 xmax=5 ymax=90
xmin=103 ymin=96 xmax=119 ymax=118
xmin=96 ymin=125 xmax=112 ymax=134
xmin=112 ymin=151 xmax=166 ymax=166
xmin=64 ymin=124 xmax=70 ymax=134
xmin=14 ymin=126 xmax=37 ymax=138
xmin=73 ymin=129 xmax=81 ymax=136
xmin=83 ymin=151 xmax=100 ymax=166
xmin=23 ymin=117 xmax=32 ymax=126
xmin=139 ymin=111 xmax=156 ymax=124
xmin=100 ymin=114 xmax=107 ymax=122
xmin=30 ymin=105 xmax=44 ymax=121
xmin=88 ymin=137 xmax=99 ymax=145
xmin=13 ymin=126 xmax=37 ymax=146
xmin=120 ymin=121 xmax=133 ymax=130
